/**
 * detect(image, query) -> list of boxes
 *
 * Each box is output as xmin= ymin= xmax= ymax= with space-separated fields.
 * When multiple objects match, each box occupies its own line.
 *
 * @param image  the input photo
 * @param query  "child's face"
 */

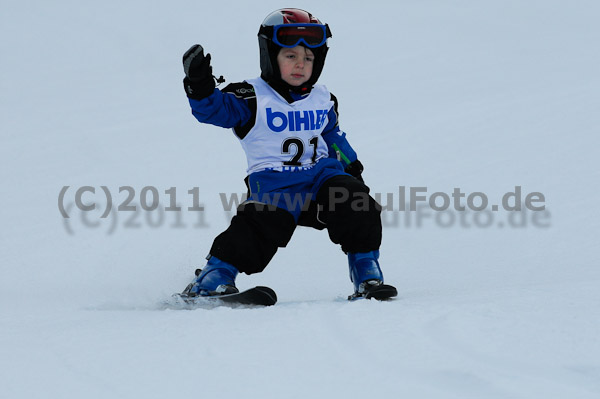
xmin=276 ymin=46 xmax=314 ymax=87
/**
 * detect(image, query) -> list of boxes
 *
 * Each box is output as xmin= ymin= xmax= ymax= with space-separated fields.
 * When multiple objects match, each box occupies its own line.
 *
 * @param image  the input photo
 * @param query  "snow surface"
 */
xmin=1 ymin=0 xmax=600 ymax=397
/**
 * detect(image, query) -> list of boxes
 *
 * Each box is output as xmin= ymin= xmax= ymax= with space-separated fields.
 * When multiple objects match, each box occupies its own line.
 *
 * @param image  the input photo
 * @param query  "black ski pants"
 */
xmin=209 ymin=175 xmax=382 ymax=275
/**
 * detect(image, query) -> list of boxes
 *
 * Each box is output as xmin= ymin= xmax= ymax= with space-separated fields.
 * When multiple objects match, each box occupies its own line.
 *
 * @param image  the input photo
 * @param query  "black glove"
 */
xmin=345 ymin=160 xmax=365 ymax=183
xmin=182 ymin=44 xmax=215 ymax=99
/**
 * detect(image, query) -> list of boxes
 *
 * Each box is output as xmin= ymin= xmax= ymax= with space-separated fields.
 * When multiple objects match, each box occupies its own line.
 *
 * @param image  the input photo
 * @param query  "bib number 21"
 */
xmin=282 ymin=136 xmax=319 ymax=166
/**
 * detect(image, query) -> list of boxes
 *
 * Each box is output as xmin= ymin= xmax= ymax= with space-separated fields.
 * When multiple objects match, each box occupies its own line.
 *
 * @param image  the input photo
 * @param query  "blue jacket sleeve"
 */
xmin=321 ymin=94 xmax=358 ymax=168
xmin=188 ymin=88 xmax=252 ymax=129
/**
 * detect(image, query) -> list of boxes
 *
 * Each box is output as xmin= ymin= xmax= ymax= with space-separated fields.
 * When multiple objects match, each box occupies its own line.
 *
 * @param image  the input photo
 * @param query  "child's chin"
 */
xmin=286 ymin=80 xmax=306 ymax=87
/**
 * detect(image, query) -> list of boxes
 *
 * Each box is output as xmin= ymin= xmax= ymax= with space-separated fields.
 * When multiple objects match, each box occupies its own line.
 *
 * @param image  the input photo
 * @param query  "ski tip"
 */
xmin=365 ymin=284 xmax=398 ymax=301
xmin=254 ymin=286 xmax=278 ymax=306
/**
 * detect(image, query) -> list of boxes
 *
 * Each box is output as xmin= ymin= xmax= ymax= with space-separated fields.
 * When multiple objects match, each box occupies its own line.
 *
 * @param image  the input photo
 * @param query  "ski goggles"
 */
xmin=260 ymin=23 xmax=332 ymax=48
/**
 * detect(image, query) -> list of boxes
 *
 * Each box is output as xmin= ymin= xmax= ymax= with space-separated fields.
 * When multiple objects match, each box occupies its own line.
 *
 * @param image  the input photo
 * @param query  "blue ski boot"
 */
xmin=186 ymin=256 xmax=239 ymax=296
xmin=348 ymin=250 xmax=397 ymax=300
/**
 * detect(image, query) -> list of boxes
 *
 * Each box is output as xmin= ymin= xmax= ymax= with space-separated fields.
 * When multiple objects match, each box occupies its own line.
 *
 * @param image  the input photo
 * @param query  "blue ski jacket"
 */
xmin=187 ymin=80 xmax=359 ymax=171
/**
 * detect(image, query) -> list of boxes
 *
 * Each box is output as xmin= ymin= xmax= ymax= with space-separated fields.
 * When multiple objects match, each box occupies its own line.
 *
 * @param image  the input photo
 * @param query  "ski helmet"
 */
xmin=258 ymin=8 xmax=332 ymax=89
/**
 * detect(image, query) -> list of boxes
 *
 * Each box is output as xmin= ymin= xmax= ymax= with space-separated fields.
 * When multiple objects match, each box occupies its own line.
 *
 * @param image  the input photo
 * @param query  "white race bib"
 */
xmin=239 ymin=77 xmax=333 ymax=174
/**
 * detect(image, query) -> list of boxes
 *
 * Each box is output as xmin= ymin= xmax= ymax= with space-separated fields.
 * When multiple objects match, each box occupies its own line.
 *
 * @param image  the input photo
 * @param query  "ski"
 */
xmin=168 ymin=286 xmax=277 ymax=309
xmin=348 ymin=283 xmax=398 ymax=301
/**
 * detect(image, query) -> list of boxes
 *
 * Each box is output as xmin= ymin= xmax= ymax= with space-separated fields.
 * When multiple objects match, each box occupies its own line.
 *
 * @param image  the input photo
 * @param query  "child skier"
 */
xmin=182 ymin=8 xmax=397 ymax=300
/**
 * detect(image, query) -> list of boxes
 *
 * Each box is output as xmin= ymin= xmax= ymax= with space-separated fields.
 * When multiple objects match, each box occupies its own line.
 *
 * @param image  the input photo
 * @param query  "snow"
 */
xmin=1 ymin=0 xmax=599 ymax=397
